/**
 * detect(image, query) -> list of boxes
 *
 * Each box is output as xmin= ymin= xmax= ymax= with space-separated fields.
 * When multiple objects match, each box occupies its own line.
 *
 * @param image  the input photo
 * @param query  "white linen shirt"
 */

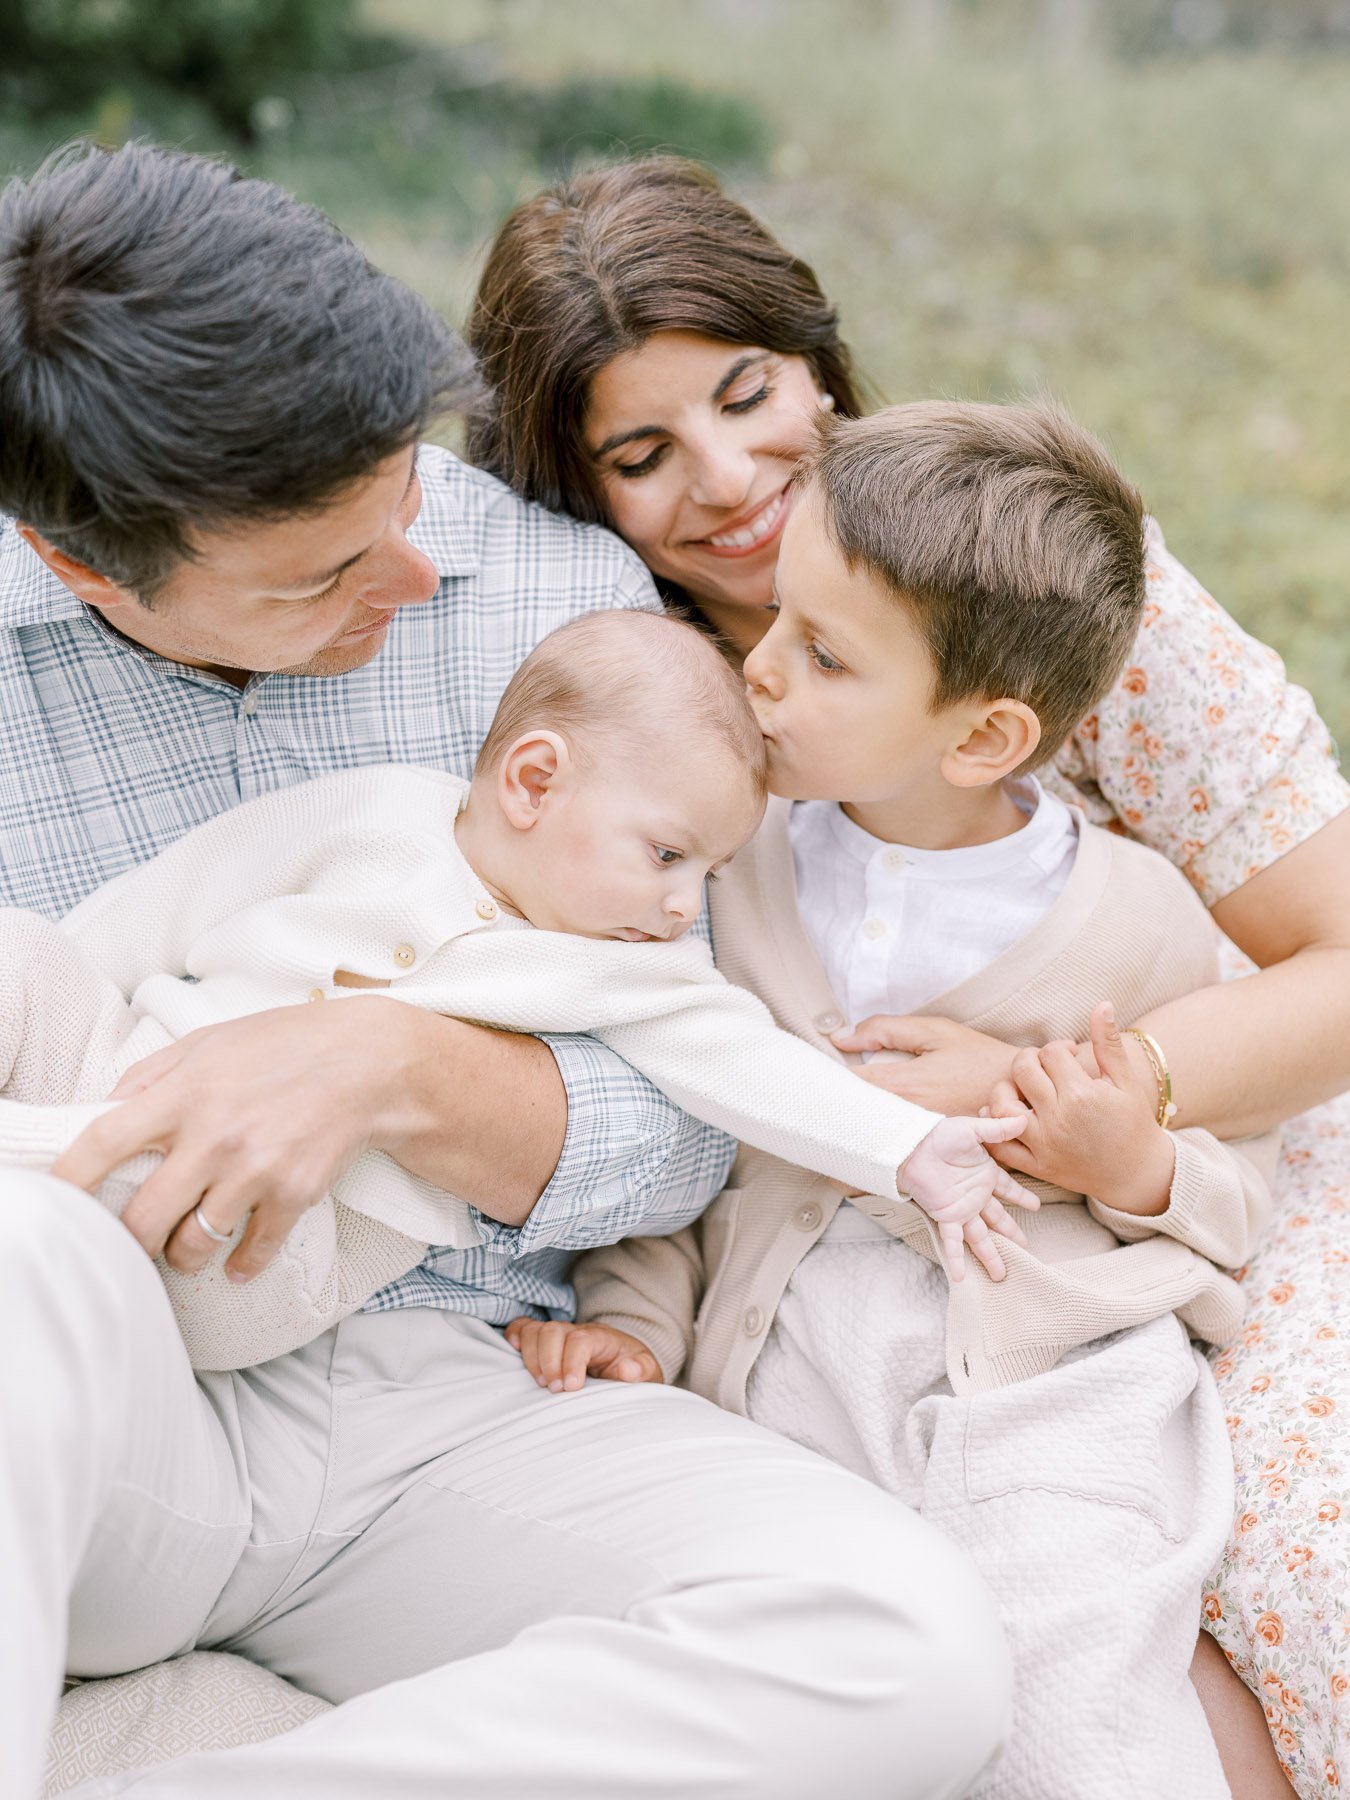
xmin=0 ymin=446 xmax=735 ymax=1320
xmin=789 ymin=778 xmax=1079 ymax=1032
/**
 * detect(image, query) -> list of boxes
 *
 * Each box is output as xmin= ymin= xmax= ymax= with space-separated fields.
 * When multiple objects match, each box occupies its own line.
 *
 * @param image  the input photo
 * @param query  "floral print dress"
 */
xmin=1041 ymin=522 xmax=1349 ymax=1800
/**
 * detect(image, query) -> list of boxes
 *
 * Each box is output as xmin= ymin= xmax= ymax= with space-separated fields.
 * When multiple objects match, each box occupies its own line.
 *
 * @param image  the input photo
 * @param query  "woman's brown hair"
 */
xmin=465 ymin=157 xmax=864 ymax=525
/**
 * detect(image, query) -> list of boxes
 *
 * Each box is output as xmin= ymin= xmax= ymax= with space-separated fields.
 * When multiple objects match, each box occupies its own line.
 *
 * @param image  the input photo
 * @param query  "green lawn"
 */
xmin=6 ymin=0 xmax=1348 ymax=748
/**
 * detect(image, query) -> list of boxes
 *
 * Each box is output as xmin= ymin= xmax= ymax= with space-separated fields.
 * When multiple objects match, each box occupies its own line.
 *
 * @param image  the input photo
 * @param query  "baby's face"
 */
xmin=744 ymin=488 xmax=957 ymax=806
xmin=523 ymin=741 xmax=765 ymax=943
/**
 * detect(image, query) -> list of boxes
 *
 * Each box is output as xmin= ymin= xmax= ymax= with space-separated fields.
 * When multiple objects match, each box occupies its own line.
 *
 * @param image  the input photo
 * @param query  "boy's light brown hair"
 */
xmin=803 ymin=401 xmax=1146 ymax=767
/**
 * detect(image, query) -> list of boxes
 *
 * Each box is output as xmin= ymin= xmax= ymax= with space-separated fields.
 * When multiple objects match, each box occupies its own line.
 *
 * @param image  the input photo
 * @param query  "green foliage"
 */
xmin=4 ymin=0 xmax=363 ymax=137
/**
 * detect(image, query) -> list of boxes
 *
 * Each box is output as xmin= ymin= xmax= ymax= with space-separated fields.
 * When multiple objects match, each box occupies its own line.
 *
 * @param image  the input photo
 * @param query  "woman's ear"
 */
xmin=497 ymin=731 xmax=572 ymax=830
xmin=15 ymin=525 xmax=139 ymax=613
xmin=940 ymin=699 xmax=1042 ymax=790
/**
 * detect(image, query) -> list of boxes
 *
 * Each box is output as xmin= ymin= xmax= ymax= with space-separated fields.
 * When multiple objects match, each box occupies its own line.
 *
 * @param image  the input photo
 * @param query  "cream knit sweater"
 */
xmin=1 ymin=766 xmax=946 ymax=1370
xmin=574 ymin=800 xmax=1278 ymax=1403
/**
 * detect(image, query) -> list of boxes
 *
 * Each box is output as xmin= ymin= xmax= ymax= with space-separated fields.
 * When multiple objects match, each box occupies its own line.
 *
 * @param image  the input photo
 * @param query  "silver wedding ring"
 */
xmin=193 ymin=1203 xmax=234 ymax=1245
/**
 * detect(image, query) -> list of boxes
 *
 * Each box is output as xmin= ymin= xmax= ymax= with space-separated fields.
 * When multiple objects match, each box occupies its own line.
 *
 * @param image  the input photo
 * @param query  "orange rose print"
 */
xmin=1203 ymin=1593 xmax=1223 ymax=1621
xmin=1331 ymin=1673 xmax=1348 ymax=1700
xmin=1319 ymin=1501 xmax=1341 ymax=1523
xmin=1250 ymin=1374 xmax=1272 ymax=1394
xmin=1236 ymin=1511 xmax=1260 ymax=1535
xmin=1284 ymin=1544 xmax=1314 ymax=1572
xmin=1267 ymin=1476 xmax=1290 ymax=1499
xmin=1304 ymin=1395 xmax=1336 ymax=1417
xmin=1267 ymin=1282 xmax=1296 ymax=1304
xmin=1121 ymin=666 xmax=1147 ymax=695
xmin=1255 ymin=1611 xmax=1284 ymax=1646
xmin=1189 ymin=787 xmax=1210 ymax=814
xmin=1205 ymin=704 xmax=1226 ymax=727
xmin=1327 ymin=1758 xmax=1339 ymax=1788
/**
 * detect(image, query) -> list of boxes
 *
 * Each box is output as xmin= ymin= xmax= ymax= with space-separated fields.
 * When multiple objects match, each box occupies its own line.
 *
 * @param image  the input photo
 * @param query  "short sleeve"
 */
xmin=1041 ymin=518 xmax=1349 ymax=908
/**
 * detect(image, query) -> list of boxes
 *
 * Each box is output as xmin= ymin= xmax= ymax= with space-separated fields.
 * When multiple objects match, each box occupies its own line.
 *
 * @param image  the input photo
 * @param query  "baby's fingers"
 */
xmin=939 ymin=1218 xmax=966 ymax=1283
xmin=981 ymin=1199 xmax=1028 ymax=1249
xmin=505 ymin=1317 xmax=543 ymax=1380
xmin=963 ymin=1214 xmax=1007 ymax=1283
xmin=561 ymin=1329 xmax=599 ymax=1393
xmin=994 ymin=1166 xmax=1039 ymax=1211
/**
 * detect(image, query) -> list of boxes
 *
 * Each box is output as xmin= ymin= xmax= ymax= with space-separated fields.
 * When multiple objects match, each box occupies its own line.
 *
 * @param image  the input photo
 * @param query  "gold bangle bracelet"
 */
xmin=1122 ymin=1027 xmax=1177 ymax=1129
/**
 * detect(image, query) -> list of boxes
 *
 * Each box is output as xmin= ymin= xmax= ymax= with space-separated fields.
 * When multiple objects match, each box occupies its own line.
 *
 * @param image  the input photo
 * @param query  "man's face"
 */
xmin=83 ymin=447 xmax=439 ymax=680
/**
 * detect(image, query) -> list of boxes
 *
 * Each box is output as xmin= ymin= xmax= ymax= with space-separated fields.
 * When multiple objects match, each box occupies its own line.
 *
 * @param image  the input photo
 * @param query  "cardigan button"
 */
xmin=475 ymin=898 xmax=498 ymax=921
xmin=813 ymin=1010 xmax=843 ymax=1033
xmin=307 ymin=987 xmax=325 ymax=1002
xmin=393 ymin=944 xmax=416 ymax=968
xmin=742 ymin=1306 xmax=765 ymax=1337
xmin=795 ymin=1202 xmax=823 ymax=1232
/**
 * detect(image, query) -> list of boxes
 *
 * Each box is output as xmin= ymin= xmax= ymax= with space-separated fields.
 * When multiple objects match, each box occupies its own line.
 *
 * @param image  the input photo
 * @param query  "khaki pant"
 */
xmin=1 ymin=1172 xmax=1011 ymax=1800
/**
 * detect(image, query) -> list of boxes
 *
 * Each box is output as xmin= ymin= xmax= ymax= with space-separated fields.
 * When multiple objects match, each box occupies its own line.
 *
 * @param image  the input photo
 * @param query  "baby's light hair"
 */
xmin=476 ymin=609 xmax=768 ymax=796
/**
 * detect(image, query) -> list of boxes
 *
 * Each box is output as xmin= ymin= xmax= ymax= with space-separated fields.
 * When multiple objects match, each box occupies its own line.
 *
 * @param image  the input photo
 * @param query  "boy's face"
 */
xmin=744 ymin=490 xmax=958 ymax=806
xmin=520 ymin=741 xmax=764 ymax=943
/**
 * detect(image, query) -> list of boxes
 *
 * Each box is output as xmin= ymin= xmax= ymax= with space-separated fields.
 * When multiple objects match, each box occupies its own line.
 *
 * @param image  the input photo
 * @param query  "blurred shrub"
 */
xmin=3 ymin=0 xmax=365 ymax=137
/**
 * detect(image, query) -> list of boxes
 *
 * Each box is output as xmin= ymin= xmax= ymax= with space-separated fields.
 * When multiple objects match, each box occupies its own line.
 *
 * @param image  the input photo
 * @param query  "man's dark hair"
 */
xmin=0 ymin=141 xmax=472 ymax=601
xmin=804 ymin=401 xmax=1146 ymax=767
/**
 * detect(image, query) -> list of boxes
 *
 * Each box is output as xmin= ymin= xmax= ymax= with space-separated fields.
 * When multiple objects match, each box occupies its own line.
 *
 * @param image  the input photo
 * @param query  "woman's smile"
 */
xmin=691 ymin=484 xmax=794 ymax=558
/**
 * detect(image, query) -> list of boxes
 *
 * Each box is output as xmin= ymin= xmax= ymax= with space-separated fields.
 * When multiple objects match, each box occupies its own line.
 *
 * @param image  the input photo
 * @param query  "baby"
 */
xmin=0 ymin=607 xmax=1032 ymax=1371
xmin=527 ymin=401 xmax=1278 ymax=1800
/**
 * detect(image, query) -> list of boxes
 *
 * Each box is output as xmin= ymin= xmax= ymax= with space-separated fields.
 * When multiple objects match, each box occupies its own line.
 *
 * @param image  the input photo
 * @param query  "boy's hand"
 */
xmin=897 ymin=1114 xmax=1040 ymax=1284
xmin=985 ymin=1003 xmax=1175 ymax=1217
xmin=504 ymin=1318 xmax=663 ymax=1393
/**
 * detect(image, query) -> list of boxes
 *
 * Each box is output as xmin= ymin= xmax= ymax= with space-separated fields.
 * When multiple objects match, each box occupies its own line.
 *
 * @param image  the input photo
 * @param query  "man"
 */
xmin=0 ymin=142 xmax=1009 ymax=1798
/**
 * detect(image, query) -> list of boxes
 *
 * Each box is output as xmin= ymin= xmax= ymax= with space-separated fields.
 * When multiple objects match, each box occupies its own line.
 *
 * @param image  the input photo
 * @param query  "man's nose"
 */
xmin=364 ymin=532 xmax=440 ymax=613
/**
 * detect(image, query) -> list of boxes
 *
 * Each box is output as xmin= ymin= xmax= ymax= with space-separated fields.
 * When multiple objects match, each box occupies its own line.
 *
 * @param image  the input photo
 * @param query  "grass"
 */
xmin=5 ymin=0 xmax=1348 ymax=749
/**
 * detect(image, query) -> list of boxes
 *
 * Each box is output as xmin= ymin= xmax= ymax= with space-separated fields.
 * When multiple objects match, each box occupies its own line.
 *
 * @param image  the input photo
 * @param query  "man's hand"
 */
xmin=985 ymin=1003 xmax=1176 ymax=1217
xmin=896 ymin=1114 xmax=1040 ymax=1283
xmin=832 ymin=1015 xmax=1020 ymax=1117
xmin=52 ymin=1000 xmax=406 ymax=1281
xmin=504 ymin=1318 xmax=663 ymax=1392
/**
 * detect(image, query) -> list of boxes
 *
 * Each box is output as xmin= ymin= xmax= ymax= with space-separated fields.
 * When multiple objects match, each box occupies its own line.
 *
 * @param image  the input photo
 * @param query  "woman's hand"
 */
xmin=986 ymin=1003 xmax=1176 ymax=1216
xmin=832 ymin=1015 xmax=1020 ymax=1116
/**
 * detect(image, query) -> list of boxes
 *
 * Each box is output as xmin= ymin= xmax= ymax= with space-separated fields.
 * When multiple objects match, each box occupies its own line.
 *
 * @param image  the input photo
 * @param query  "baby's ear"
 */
xmin=498 ymin=730 xmax=571 ymax=827
xmin=941 ymin=699 xmax=1041 ymax=789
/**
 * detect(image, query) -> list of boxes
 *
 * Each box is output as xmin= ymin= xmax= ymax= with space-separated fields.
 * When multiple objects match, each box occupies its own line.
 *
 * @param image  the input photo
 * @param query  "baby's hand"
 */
xmin=504 ymin=1317 xmax=663 ymax=1393
xmin=897 ymin=1113 xmax=1039 ymax=1284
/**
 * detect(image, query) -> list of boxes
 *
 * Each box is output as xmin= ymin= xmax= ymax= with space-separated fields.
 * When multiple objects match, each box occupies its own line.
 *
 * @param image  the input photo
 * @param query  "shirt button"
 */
xmin=795 ymin=1202 xmax=823 ymax=1232
xmin=743 ymin=1305 xmax=765 ymax=1337
xmin=240 ymin=694 xmax=258 ymax=717
xmin=475 ymin=898 xmax=498 ymax=921
xmin=862 ymin=918 xmax=887 ymax=940
xmin=393 ymin=944 xmax=416 ymax=968
xmin=813 ymin=1009 xmax=843 ymax=1033
xmin=884 ymin=849 xmax=906 ymax=871
xmin=307 ymin=987 xmax=325 ymax=1002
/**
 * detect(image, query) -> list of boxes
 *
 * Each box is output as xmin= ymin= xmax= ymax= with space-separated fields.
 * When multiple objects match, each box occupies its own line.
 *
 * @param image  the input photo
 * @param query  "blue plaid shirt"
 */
xmin=0 ymin=446 xmax=734 ymax=1321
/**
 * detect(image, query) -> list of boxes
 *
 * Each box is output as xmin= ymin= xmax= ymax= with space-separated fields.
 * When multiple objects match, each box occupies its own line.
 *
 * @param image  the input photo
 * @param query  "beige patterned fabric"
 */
xmin=45 ymin=1653 xmax=328 ymax=1795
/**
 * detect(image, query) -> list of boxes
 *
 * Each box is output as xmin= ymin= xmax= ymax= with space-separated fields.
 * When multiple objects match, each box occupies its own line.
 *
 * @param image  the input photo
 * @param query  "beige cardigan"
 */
xmin=574 ymin=802 xmax=1278 ymax=1404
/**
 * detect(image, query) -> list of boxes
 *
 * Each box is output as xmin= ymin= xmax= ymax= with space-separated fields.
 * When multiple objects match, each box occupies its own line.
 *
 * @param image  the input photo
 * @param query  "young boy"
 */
xmin=0 ymin=607 xmax=1032 ymax=1372
xmin=525 ymin=403 xmax=1277 ymax=1800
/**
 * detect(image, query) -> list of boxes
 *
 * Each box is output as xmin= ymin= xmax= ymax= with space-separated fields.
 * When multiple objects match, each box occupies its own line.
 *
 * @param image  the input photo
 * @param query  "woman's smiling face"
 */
xmin=585 ymin=330 xmax=827 ymax=612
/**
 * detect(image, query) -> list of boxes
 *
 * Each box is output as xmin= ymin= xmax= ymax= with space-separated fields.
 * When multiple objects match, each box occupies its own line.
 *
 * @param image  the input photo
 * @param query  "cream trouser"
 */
xmin=747 ymin=1206 xmax=1236 ymax=1800
xmin=0 ymin=1170 xmax=1012 ymax=1800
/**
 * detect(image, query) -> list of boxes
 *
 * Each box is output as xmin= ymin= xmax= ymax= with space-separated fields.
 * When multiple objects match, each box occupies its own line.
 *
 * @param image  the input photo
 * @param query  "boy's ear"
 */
xmin=497 ymin=731 xmax=573 ymax=829
xmin=16 ymin=525 xmax=140 ymax=613
xmin=940 ymin=699 xmax=1042 ymax=789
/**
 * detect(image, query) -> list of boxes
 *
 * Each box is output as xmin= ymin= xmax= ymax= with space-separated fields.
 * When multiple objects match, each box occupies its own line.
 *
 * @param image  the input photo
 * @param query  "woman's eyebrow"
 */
xmin=592 ymin=353 xmax=773 ymax=458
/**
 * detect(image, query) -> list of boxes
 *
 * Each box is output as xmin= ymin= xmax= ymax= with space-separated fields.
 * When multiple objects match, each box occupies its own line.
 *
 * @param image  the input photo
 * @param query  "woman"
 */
xmin=467 ymin=158 xmax=1349 ymax=1800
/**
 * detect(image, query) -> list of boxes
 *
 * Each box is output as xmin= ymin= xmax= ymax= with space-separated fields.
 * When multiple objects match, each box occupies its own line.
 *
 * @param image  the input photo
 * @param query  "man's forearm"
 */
xmin=372 ymin=1004 xmax=567 ymax=1225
